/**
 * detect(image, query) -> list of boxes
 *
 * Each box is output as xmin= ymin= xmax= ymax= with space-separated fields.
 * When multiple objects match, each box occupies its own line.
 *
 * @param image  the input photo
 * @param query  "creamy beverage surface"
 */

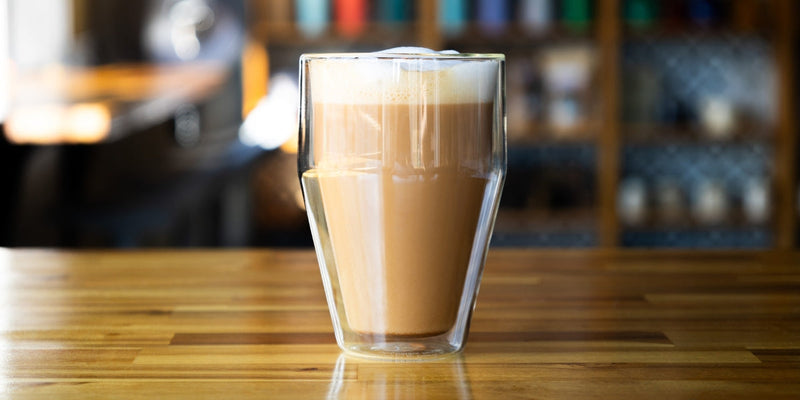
xmin=302 ymin=53 xmax=499 ymax=336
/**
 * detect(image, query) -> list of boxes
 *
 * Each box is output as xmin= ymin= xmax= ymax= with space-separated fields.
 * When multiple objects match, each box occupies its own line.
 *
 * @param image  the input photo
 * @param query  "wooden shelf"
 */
xmin=622 ymin=123 xmax=774 ymax=146
xmin=510 ymin=136 xmax=596 ymax=148
xmin=621 ymin=214 xmax=772 ymax=232
xmin=253 ymin=21 xmax=419 ymax=47
xmin=495 ymin=208 xmax=597 ymax=233
xmin=510 ymin=121 xmax=600 ymax=146
xmin=442 ymin=24 xmax=595 ymax=49
xmin=622 ymin=25 xmax=772 ymax=41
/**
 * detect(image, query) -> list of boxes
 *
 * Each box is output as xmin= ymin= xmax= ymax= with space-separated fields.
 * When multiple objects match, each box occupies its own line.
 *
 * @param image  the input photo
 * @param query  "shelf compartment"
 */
xmin=621 ymin=227 xmax=771 ymax=248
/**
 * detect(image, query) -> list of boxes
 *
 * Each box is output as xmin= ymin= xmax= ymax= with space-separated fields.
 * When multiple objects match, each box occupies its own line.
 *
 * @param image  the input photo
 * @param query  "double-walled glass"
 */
xmin=298 ymin=52 xmax=506 ymax=360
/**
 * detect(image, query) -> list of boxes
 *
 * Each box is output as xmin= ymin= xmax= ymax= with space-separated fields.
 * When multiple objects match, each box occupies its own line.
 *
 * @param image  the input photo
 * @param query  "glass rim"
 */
xmin=300 ymin=52 xmax=505 ymax=62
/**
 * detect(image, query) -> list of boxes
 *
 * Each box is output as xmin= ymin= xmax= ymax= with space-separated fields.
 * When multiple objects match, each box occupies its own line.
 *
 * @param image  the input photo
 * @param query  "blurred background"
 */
xmin=0 ymin=0 xmax=797 ymax=249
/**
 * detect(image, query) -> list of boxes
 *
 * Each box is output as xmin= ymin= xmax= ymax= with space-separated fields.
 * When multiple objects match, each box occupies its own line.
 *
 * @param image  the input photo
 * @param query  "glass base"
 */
xmin=340 ymin=335 xmax=462 ymax=361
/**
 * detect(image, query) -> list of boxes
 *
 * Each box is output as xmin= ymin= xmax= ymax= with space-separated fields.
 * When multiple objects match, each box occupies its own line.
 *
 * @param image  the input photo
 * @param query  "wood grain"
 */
xmin=597 ymin=0 xmax=621 ymax=247
xmin=1 ymin=249 xmax=799 ymax=399
xmin=774 ymin=0 xmax=798 ymax=249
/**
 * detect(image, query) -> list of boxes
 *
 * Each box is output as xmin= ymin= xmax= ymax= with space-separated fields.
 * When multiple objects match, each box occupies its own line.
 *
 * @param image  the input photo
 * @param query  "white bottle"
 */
xmin=519 ymin=0 xmax=552 ymax=35
xmin=700 ymin=96 xmax=736 ymax=140
xmin=619 ymin=178 xmax=648 ymax=226
xmin=694 ymin=180 xmax=729 ymax=225
xmin=742 ymin=178 xmax=770 ymax=224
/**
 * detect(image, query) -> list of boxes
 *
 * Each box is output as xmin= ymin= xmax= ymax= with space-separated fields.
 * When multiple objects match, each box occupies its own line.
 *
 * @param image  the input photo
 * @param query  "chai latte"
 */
xmin=301 ymin=58 xmax=500 ymax=337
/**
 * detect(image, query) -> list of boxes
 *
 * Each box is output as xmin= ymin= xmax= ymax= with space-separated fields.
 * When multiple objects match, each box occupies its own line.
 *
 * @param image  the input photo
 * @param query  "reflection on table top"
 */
xmin=4 ymin=62 xmax=228 ymax=144
xmin=1 ymin=249 xmax=799 ymax=399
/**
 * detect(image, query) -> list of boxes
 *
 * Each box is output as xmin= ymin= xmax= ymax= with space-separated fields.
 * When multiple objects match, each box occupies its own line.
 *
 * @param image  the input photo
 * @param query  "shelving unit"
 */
xmin=253 ymin=0 xmax=797 ymax=249
xmin=615 ymin=0 xmax=794 ymax=248
xmin=431 ymin=2 xmax=602 ymax=247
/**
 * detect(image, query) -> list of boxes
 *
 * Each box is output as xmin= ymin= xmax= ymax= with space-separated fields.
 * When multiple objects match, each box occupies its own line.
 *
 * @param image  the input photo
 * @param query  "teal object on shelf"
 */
xmin=439 ymin=0 xmax=467 ymax=36
xmin=296 ymin=0 xmax=330 ymax=37
xmin=561 ymin=0 xmax=591 ymax=31
xmin=378 ymin=0 xmax=410 ymax=23
xmin=624 ymin=0 xmax=658 ymax=29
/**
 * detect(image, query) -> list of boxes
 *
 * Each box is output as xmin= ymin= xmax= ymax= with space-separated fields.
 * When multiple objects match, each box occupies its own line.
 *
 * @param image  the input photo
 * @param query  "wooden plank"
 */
xmin=597 ymin=0 xmax=621 ymax=247
xmin=774 ymin=0 xmax=798 ymax=249
xmin=170 ymin=333 xmax=336 ymax=346
xmin=664 ymin=329 xmax=800 ymax=348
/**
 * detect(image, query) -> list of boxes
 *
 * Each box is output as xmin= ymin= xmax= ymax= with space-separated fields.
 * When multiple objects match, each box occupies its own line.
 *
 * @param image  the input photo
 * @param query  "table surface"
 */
xmin=6 ymin=63 xmax=227 ymax=144
xmin=1 ymin=249 xmax=799 ymax=399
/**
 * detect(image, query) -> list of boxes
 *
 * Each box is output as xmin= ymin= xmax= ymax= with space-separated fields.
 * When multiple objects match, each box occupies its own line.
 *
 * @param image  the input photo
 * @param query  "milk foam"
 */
xmin=308 ymin=48 xmax=500 ymax=104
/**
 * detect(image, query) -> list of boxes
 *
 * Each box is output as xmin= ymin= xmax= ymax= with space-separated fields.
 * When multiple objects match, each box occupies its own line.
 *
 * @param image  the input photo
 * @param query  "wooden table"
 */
xmin=1 ymin=249 xmax=799 ymax=399
xmin=5 ymin=62 xmax=227 ymax=144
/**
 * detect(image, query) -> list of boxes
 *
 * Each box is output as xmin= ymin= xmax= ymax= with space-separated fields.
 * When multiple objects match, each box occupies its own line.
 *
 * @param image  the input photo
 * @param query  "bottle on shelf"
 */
xmin=622 ymin=64 xmax=662 ymax=127
xmin=377 ymin=0 xmax=411 ymax=24
xmin=477 ymin=0 xmax=509 ymax=36
xmin=560 ymin=0 xmax=592 ymax=32
xmin=296 ymin=0 xmax=330 ymax=37
xmin=693 ymin=179 xmax=729 ymax=225
xmin=742 ymin=177 xmax=770 ymax=225
xmin=540 ymin=45 xmax=594 ymax=138
xmin=623 ymin=0 xmax=659 ymax=30
xmin=699 ymin=96 xmax=737 ymax=140
xmin=335 ymin=0 xmax=368 ymax=38
xmin=687 ymin=0 xmax=724 ymax=28
xmin=439 ymin=0 xmax=468 ymax=36
xmin=619 ymin=177 xmax=648 ymax=226
xmin=519 ymin=0 xmax=553 ymax=36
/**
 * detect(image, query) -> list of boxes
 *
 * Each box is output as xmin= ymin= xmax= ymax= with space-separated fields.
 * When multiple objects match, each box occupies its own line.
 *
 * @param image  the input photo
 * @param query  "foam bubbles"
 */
xmin=308 ymin=48 xmax=500 ymax=104
xmin=376 ymin=46 xmax=458 ymax=55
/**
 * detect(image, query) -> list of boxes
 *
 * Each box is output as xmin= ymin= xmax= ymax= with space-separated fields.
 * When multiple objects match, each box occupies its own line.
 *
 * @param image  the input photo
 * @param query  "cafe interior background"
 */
xmin=0 ymin=0 xmax=797 ymax=250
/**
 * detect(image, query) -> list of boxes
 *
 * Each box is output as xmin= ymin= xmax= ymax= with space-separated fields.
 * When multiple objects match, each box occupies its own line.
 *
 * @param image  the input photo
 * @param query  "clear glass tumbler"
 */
xmin=298 ymin=52 xmax=506 ymax=360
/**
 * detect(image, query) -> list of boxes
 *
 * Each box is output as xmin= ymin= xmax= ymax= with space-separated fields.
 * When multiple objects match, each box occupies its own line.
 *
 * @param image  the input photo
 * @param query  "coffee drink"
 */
xmin=300 ymin=51 xmax=504 ymax=356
